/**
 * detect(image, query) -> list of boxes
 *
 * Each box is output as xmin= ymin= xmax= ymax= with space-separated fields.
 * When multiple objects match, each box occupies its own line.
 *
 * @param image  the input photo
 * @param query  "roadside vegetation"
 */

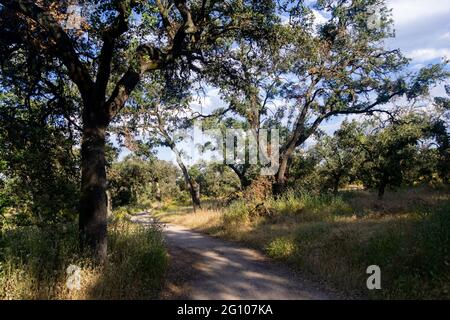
xmin=0 ymin=219 xmax=166 ymax=299
xmin=155 ymin=187 xmax=450 ymax=299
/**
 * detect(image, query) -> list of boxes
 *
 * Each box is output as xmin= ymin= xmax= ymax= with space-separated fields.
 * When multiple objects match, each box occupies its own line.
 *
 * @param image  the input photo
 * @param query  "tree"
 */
xmin=313 ymin=122 xmax=361 ymax=194
xmin=122 ymin=75 xmax=203 ymax=210
xmin=269 ymin=0 xmax=448 ymax=193
xmin=200 ymin=39 xmax=282 ymax=190
xmin=200 ymin=116 xmax=261 ymax=190
xmin=286 ymin=150 xmax=321 ymax=191
xmin=154 ymin=112 xmax=202 ymax=211
xmin=108 ymin=156 xmax=152 ymax=207
xmin=427 ymin=86 xmax=450 ymax=184
xmin=0 ymin=0 xmax=278 ymax=261
xmin=351 ymin=116 xmax=425 ymax=200
xmin=0 ymin=89 xmax=80 ymax=226
xmin=188 ymin=162 xmax=240 ymax=198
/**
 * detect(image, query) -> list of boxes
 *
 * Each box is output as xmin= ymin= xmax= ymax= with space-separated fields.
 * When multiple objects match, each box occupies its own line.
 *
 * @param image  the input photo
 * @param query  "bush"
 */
xmin=223 ymin=200 xmax=251 ymax=228
xmin=231 ymin=190 xmax=355 ymax=222
xmin=0 ymin=220 xmax=167 ymax=299
xmin=265 ymin=237 xmax=296 ymax=260
xmin=370 ymin=203 xmax=450 ymax=299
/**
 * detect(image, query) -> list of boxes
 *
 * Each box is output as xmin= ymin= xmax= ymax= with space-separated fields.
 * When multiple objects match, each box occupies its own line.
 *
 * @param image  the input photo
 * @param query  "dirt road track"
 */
xmin=131 ymin=213 xmax=335 ymax=300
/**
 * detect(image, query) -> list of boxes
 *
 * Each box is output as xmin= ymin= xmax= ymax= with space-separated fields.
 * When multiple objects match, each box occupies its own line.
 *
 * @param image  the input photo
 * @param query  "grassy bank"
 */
xmin=0 ymin=220 xmax=167 ymax=299
xmin=155 ymin=187 xmax=450 ymax=299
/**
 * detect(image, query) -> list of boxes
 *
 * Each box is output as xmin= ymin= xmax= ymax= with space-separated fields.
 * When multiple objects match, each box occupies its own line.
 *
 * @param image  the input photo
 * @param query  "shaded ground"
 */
xmin=130 ymin=213 xmax=336 ymax=300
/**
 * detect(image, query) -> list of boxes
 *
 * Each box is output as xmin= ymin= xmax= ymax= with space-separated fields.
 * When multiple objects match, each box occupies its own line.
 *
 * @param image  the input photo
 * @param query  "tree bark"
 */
xmin=273 ymin=147 xmax=294 ymax=196
xmin=153 ymin=180 xmax=162 ymax=210
xmin=333 ymin=173 xmax=341 ymax=195
xmin=377 ymin=183 xmax=386 ymax=200
xmin=377 ymin=175 xmax=388 ymax=201
xmin=228 ymin=164 xmax=252 ymax=190
xmin=173 ymin=149 xmax=201 ymax=211
xmin=79 ymin=122 xmax=108 ymax=263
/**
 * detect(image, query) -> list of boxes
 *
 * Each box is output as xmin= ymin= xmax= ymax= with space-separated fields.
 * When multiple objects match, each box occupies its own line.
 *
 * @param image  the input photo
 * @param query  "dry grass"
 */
xmin=345 ymin=186 xmax=449 ymax=216
xmin=155 ymin=187 xmax=450 ymax=299
xmin=0 ymin=220 xmax=167 ymax=300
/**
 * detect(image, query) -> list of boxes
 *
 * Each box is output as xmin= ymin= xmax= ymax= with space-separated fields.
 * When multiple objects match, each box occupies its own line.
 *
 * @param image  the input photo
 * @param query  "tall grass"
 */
xmin=289 ymin=202 xmax=450 ymax=299
xmin=160 ymin=188 xmax=450 ymax=299
xmin=0 ymin=220 xmax=167 ymax=299
xmin=222 ymin=190 xmax=354 ymax=228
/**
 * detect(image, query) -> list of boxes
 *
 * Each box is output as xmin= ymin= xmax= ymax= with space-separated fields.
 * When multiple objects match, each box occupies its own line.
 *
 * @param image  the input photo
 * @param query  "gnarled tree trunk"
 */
xmin=173 ymin=148 xmax=201 ymax=211
xmin=273 ymin=145 xmax=294 ymax=196
xmin=79 ymin=104 xmax=108 ymax=263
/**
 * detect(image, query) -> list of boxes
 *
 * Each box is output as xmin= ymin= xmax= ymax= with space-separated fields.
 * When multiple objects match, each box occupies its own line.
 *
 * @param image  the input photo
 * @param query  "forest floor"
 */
xmin=130 ymin=213 xmax=338 ymax=300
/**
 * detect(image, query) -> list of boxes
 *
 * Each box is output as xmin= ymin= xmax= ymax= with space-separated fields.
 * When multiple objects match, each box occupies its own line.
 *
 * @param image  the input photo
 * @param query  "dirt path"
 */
xmin=131 ymin=213 xmax=334 ymax=300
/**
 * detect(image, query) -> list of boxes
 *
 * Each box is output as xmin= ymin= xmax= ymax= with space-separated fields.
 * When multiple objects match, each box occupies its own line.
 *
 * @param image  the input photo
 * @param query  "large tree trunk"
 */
xmin=79 ymin=123 xmax=108 ymax=263
xmin=192 ymin=180 xmax=201 ymax=209
xmin=228 ymin=164 xmax=252 ymax=190
xmin=184 ymin=171 xmax=201 ymax=211
xmin=183 ymin=168 xmax=201 ymax=212
xmin=273 ymin=148 xmax=293 ymax=196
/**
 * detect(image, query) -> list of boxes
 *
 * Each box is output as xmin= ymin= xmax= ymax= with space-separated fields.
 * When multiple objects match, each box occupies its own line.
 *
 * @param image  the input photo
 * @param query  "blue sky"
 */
xmin=122 ymin=0 xmax=450 ymax=164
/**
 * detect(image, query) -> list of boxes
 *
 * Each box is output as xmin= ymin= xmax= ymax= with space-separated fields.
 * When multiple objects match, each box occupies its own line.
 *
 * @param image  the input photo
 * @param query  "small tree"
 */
xmin=313 ymin=121 xmax=361 ymax=194
xmin=427 ymin=86 xmax=450 ymax=184
xmin=353 ymin=117 xmax=425 ymax=199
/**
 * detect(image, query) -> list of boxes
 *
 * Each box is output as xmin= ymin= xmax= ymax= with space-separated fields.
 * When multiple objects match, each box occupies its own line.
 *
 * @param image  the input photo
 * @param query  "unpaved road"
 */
xmin=131 ymin=213 xmax=334 ymax=300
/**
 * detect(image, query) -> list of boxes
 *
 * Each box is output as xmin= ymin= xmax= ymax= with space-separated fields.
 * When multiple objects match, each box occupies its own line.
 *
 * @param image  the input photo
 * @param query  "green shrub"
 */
xmin=265 ymin=191 xmax=354 ymax=221
xmin=223 ymin=200 xmax=251 ymax=227
xmin=265 ymin=237 xmax=296 ymax=260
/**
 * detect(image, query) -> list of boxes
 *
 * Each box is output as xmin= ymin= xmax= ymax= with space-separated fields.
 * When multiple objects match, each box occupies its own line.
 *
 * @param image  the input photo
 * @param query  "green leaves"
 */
xmin=407 ymin=63 xmax=450 ymax=100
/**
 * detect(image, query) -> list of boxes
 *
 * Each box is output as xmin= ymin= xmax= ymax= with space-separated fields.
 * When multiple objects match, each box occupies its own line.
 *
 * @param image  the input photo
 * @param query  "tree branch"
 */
xmin=105 ymin=44 xmax=166 ymax=122
xmin=155 ymin=0 xmax=175 ymax=39
xmin=95 ymin=1 xmax=133 ymax=97
xmin=1 ymin=0 xmax=94 ymax=99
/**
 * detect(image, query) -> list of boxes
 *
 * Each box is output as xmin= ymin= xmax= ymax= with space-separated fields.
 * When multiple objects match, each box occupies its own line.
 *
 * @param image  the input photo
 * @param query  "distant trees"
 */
xmin=120 ymin=75 xmax=204 ymax=211
xmin=198 ymin=0 xmax=448 ymax=195
xmin=269 ymin=3 xmax=448 ymax=194
xmin=313 ymin=122 xmax=361 ymax=194
xmin=428 ymin=86 xmax=450 ymax=184
xmin=355 ymin=117 xmax=425 ymax=199
xmin=299 ymin=110 xmax=448 ymax=199
xmin=188 ymin=162 xmax=241 ymax=199
xmin=108 ymin=156 xmax=181 ymax=208
xmin=108 ymin=157 xmax=153 ymax=207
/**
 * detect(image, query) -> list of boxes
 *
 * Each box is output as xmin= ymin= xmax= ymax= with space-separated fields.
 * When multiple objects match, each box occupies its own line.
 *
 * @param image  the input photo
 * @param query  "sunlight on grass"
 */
xmin=0 ymin=220 xmax=167 ymax=300
xmin=156 ymin=187 xmax=450 ymax=299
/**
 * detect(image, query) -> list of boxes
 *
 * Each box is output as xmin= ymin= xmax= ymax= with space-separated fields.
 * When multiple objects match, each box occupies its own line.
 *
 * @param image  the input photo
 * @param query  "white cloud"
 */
xmin=385 ymin=0 xmax=450 ymax=65
xmin=388 ymin=0 xmax=450 ymax=27
xmin=189 ymin=88 xmax=224 ymax=114
xmin=407 ymin=48 xmax=450 ymax=62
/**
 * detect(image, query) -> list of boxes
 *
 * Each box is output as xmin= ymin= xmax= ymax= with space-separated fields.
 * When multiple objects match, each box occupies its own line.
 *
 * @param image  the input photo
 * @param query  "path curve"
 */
xmin=131 ymin=213 xmax=333 ymax=300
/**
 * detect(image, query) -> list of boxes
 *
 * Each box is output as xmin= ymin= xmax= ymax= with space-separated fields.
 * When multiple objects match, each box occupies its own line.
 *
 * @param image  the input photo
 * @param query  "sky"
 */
xmin=122 ymin=0 xmax=450 ymax=164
